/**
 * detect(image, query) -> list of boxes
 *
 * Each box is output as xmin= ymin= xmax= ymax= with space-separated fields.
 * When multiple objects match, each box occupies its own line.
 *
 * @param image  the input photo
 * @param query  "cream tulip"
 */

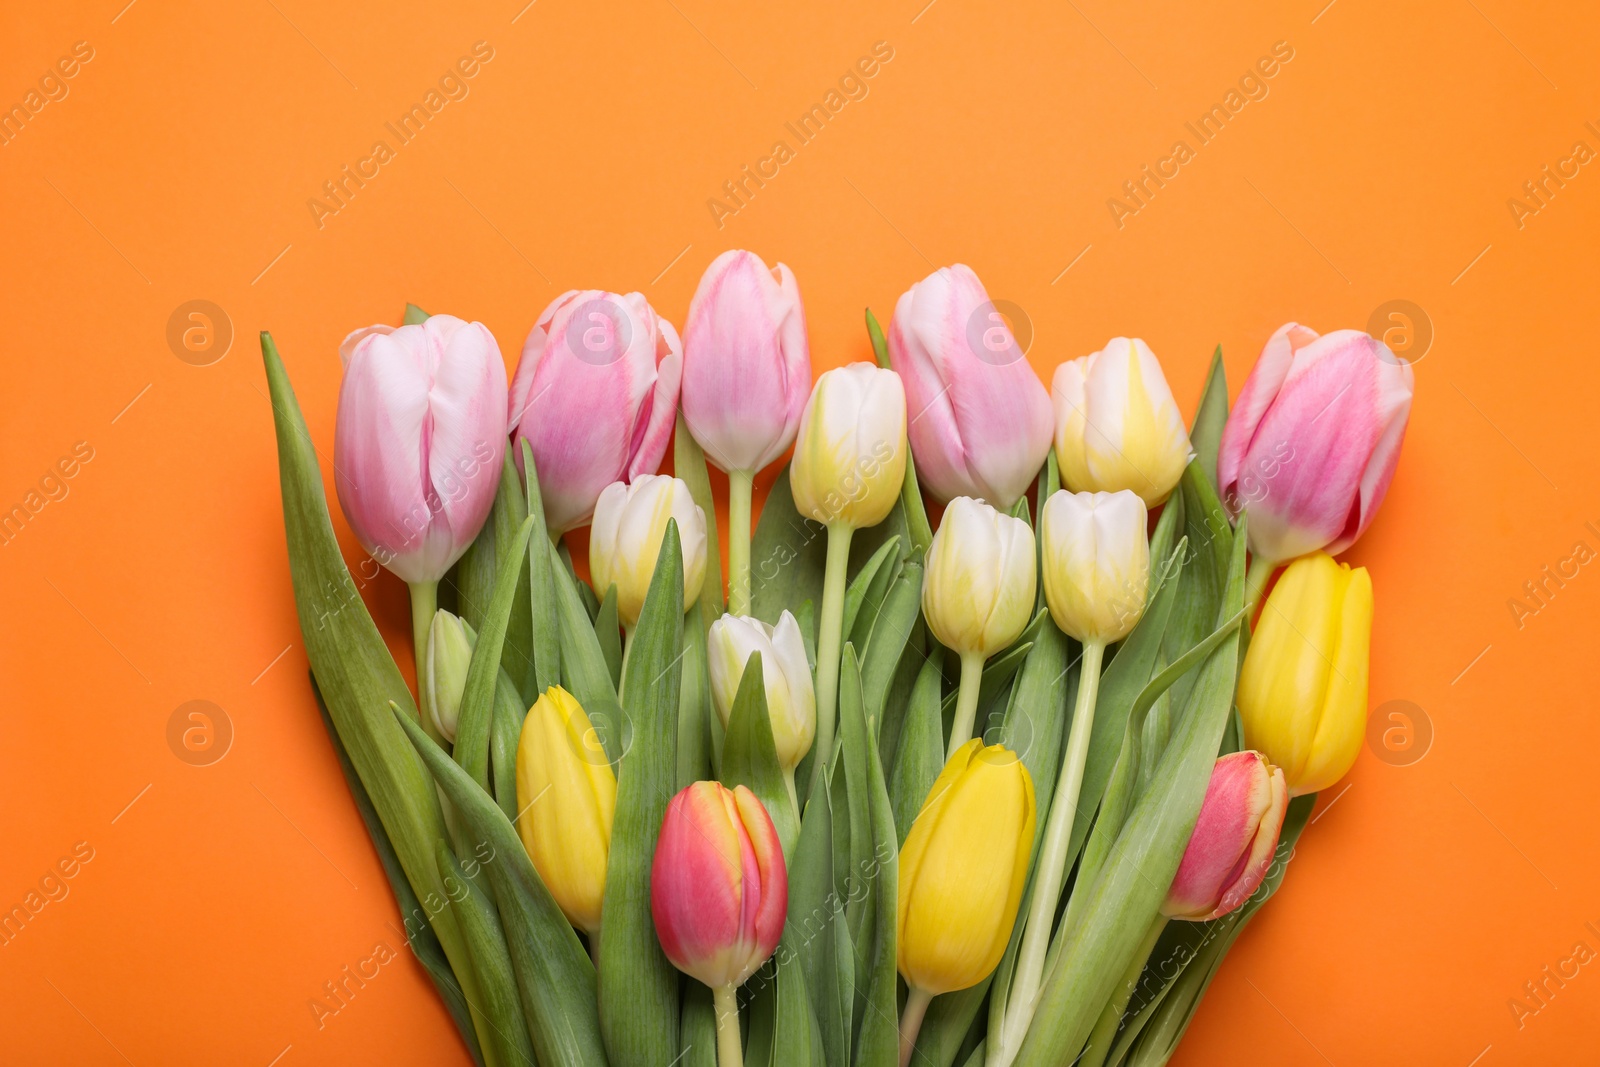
xmin=707 ymin=611 xmax=817 ymax=806
xmin=1039 ymin=489 xmax=1150 ymax=646
xmin=1053 ymin=338 xmax=1192 ymax=507
xmin=589 ymin=474 xmax=708 ymax=630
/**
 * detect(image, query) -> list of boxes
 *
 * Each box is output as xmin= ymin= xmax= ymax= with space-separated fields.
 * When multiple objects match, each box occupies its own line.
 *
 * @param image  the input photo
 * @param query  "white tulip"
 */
xmin=1039 ymin=490 xmax=1150 ymax=644
xmin=707 ymin=611 xmax=816 ymax=777
xmin=1053 ymin=338 xmax=1192 ymax=506
xmin=789 ymin=363 xmax=907 ymax=530
xmin=589 ymin=475 xmax=707 ymax=629
xmin=922 ymin=497 xmax=1036 ymax=659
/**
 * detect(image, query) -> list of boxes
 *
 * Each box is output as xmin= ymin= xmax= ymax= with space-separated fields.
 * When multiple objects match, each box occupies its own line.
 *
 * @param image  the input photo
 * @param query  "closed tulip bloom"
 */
xmin=898 ymin=740 xmax=1035 ymax=997
xmin=887 ymin=265 xmax=1053 ymax=508
xmin=516 ymin=686 xmax=616 ymax=937
xmin=589 ymin=475 xmax=708 ymax=629
xmin=707 ymin=612 xmax=816 ymax=775
xmin=923 ymin=497 xmax=1037 ymax=659
xmin=334 ymin=314 xmax=508 ymax=583
xmin=681 ymin=250 xmax=810 ymax=475
xmin=651 ymin=781 xmax=787 ymax=990
xmin=1218 ymin=324 xmax=1414 ymax=565
xmin=507 ymin=289 xmax=682 ymax=534
xmin=1039 ymin=490 xmax=1150 ymax=645
xmin=1163 ymin=751 xmax=1288 ymax=921
xmin=425 ymin=609 xmax=476 ymax=742
xmin=1053 ymin=338 xmax=1192 ymax=507
xmin=1238 ymin=552 xmax=1372 ymax=796
xmin=790 ymin=363 xmax=907 ymax=531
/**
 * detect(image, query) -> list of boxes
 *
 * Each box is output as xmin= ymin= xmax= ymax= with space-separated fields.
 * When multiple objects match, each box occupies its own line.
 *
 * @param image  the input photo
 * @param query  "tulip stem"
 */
xmin=999 ymin=639 xmax=1105 ymax=1062
xmin=727 ymin=469 xmax=755 ymax=617
xmin=946 ymin=652 xmax=987 ymax=759
xmin=1077 ymin=917 xmax=1167 ymax=1067
xmin=806 ymin=522 xmax=854 ymax=809
xmin=408 ymin=580 xmax=445 ymax=745
xmin=783 ymin=767 xmax=800 ymax=822
xmin=899 ymin=986 xmax=933 ymax=1067
xmin=712 ymin=983 xmax=744 ymax=1067
xmin=1244 ymin=555 xmax=1277 ymax=618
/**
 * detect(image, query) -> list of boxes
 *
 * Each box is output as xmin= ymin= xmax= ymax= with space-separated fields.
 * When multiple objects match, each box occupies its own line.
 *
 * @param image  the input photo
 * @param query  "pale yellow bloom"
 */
xmin=790 ymin=363 xmax=907 ymax=530
xmin=707 ymin=611 xmax=816 ymax=772
xmin=589 ymin=474 xmax=707 ymax=628
xmin=1039 ymin=489 xmax=1149 ymax=644
xmin=922 ymin=497 xmax=1036 ymax=659
xmin=1053 ymin=338 xmax=1192 ymax=506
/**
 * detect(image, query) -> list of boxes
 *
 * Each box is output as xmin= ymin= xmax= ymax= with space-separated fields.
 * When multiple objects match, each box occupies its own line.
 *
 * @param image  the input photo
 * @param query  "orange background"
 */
xmin=3 ymin=0 xmax=1597 ymax=1063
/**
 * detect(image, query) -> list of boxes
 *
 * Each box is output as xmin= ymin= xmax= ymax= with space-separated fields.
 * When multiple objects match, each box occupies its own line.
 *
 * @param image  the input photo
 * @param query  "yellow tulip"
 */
xmin=789 ymin=362 xmax=907 ymax=531
xmin=1238 ymin=552 xmax=1371 ymax=796
xmin=897 ymin=739 xmax=1035 ymax=997
xmin=515 ymin=686 xmax=617 ymax=935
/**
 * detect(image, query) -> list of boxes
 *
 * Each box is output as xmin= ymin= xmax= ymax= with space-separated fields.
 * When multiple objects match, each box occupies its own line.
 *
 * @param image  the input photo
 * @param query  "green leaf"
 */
xmin=841 ymin=537 xmax=899 ymax=645
xmin=679 ymin=982 xmax=718 ymax=1067
xmin=676 ymin=412 xmax=725 ymax=621
xmin=866 ymin=307 xmax=933 ymax=555
xmin=521 ymin=441 xmax=562 ymax=696
xmin=435 ymin=841 xmax=538 ymax=1067
xmin=720 ymin=652 xmax=799 ymax=857
xmin=601 ymin=521 xmax=686 ymax=1065
xmin=888 ymin=656 xmax=944 ymax=845
xmin=548 ymin=539 xmax=620 ymax=758
xmin=261 ymin=334 xmax=490 ymax=1050
xmin=492 ymin=454 xmax=536 ymax=699
xmin=403 ymin=302 xmax=431 ymax=324
xmin=311 ymin=677 xmax=483 ymax=1066
xmin=595 ymin=583 xmax=624 ymax=691
xmin=490 ymin=672 xmax=526 ymax=824
xmin=787 ymin=759 xmax=850 ymax=1066
xmin=1188 ymin=346 xmax=1229 ymax=491
xmin=751 ymin=466 xmax=827 ymax=625
xmin=872 ymin=611 xmax=927 ymax=778
xmin=392 ymin=708 xmax=604 ymax=1066
xmin=854 ymin=685 xmax=900 ymax=1067
xmin=836 ymin=645 xmax=879 ymax=1053
xmin=457 ymin=516 xmax=535 ymax=793
xmin=677 ymin=599 xmax=713 ymax=790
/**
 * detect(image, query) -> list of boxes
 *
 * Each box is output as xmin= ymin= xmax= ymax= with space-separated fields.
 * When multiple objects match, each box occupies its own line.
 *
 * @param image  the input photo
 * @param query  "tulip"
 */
xmin=1005 ymin=488 xmax=1151 ymax=1049
xmin=652 ymin=781 xmax=787 ymax=1067
xmin=426 ymin=609 xmax=476 ymax=742
xmin=887 ymin=265 xmax=1054 ymax=509
xmin=707 ymin=612 xmax=816 ymax=810
xmin=789 ymin=362 xmax=907 ymax=805
xmin=507 ymin=289 xmax=682 ymax=534
xmin=1238 ymin=551 xmax=1371 ymax=796
xmin=682 ymin=251 xmax=811 ymax=617
xmin=515 ymin=686 xmax=616 ymax=941
xmin=334 ymin=314 xmax=508 ymax=741
xmin=922 ymin=497 xmax=1037 ymax=756
xmin=1163 ymin=751 xmax=1288 ymax=920
xmin=1217 ymin=325 xmax=1414 ymax=605
xmin=589 ymin=474 xmax=708 ymax=632
xmin=897 ymin=739 xmax=1035 ymax=1065
xmin=1052 ymin=338 xmax=1192 ymax=507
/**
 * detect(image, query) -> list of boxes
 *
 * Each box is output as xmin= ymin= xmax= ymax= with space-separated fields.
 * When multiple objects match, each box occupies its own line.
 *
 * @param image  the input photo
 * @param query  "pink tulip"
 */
xmin=333 ymin=314 xmax=508 ymax=585
xmin=1162 ymin=751 xmax=1288 ymax=921
xmin=887 ymin=265 xmax=1053 ymax=509
xmin=507 ymin=290 xmax=682 ymax=534
xmin=651 ymin=781 xmax=786 ymax=991
xmin=1218 ymin=324 xmax=1414 ymax=564
xmin=681 ymin=250 xmax=810 ymax=475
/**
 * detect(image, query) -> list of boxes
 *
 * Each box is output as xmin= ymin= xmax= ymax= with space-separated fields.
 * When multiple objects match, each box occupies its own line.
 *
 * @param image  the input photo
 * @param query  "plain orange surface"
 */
xmin=2 ymin=0 xmax=1597 ymax=1063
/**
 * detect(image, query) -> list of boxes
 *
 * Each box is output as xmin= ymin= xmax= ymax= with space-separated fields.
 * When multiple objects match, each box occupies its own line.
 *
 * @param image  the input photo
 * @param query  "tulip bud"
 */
xmin=1217 ymin=324 xmax=1414 ymax=564
xmin=426 ymin=609 xmax=476 ymax=742
xmin=1238 ymin=551 xmax=1371 ymax=795
xmin=507 ymin=290 xmax=683 ymax=534
xmin=1039 ymin=489 xmax=1150 ymax=645
xmin=515 ymin=686 xmax=616 ymax=936
xmin=589 ymin=475 xmax=708 ymax=629
xmin=651 ymin=781 xmax=787 ymax=990
xmin=1052 ymin=338 xmax=1192 ymax=507
xmin=898 ymin=739 xmax=1035 ymax=995
xmin=707 ymin=612 xmax=816 ymax=773
xmin=922 ymin=497 xmax=1036 ymax=659
xmin=681 ymin=250 xmax=811 ymax=475
xmin=334 ymin=315 xmax=508 ymax=583
xmin=1162 ymin=751 xmax=1288 ymax=921
xmin=790 ymin=363 xmax=907 ymax=530
xmin=887 ymin=265 xmax=1054 ymax=508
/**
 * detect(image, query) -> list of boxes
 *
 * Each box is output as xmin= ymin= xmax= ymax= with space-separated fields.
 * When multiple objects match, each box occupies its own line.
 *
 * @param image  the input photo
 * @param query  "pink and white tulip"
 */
xmin=681 ymin=250 xmax=810 ymax=475
xmin=1162 ymin=751 xmax=1288 ymax=921
xmin=1218 ymin=324 xmax=1414 ymax=564
xmin=507 ymin=290 xmax=682 ymax=534
xmin=651 ymin=781 xmax=787 ymax=990
xmin=333 ymin=314 xmax=508 ymax=585
xmin=888 ymin=265 xmax=1053 ymax=509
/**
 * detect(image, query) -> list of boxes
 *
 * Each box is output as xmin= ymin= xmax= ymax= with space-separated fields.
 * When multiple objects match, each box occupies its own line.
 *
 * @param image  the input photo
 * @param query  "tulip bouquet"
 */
xmin=262 ymin=255 xmax=1412 ymax=1067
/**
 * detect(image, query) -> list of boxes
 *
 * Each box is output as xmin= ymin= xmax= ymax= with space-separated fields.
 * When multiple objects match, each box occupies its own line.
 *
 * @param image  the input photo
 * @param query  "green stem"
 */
xmin=805 ymin=523 xmax=854 ymax=807
xmin=618 ymin=624 xmax=636 ymax=700
xmin=727 ymin=469 xmax=754 ymax=618
xmin=1077 ymin=917 xmax=1168 ymax=1067
xmin=783 ymin=767 xmax=800 ymax=823
xmin=713 ymin=983 xmax=743 ymax=1067
xmin=1244 ymin=555 xmax=1277 ymax=618
xmin=946 ymin=652 xmax=987 ymax=758
xmin=408 ymin=580 xmax=444 ymax=744
xmin=999 ymin=639 xmax=1106 ymax=1063
xmin=899 ymin=986 xmax=933 ymax=1067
